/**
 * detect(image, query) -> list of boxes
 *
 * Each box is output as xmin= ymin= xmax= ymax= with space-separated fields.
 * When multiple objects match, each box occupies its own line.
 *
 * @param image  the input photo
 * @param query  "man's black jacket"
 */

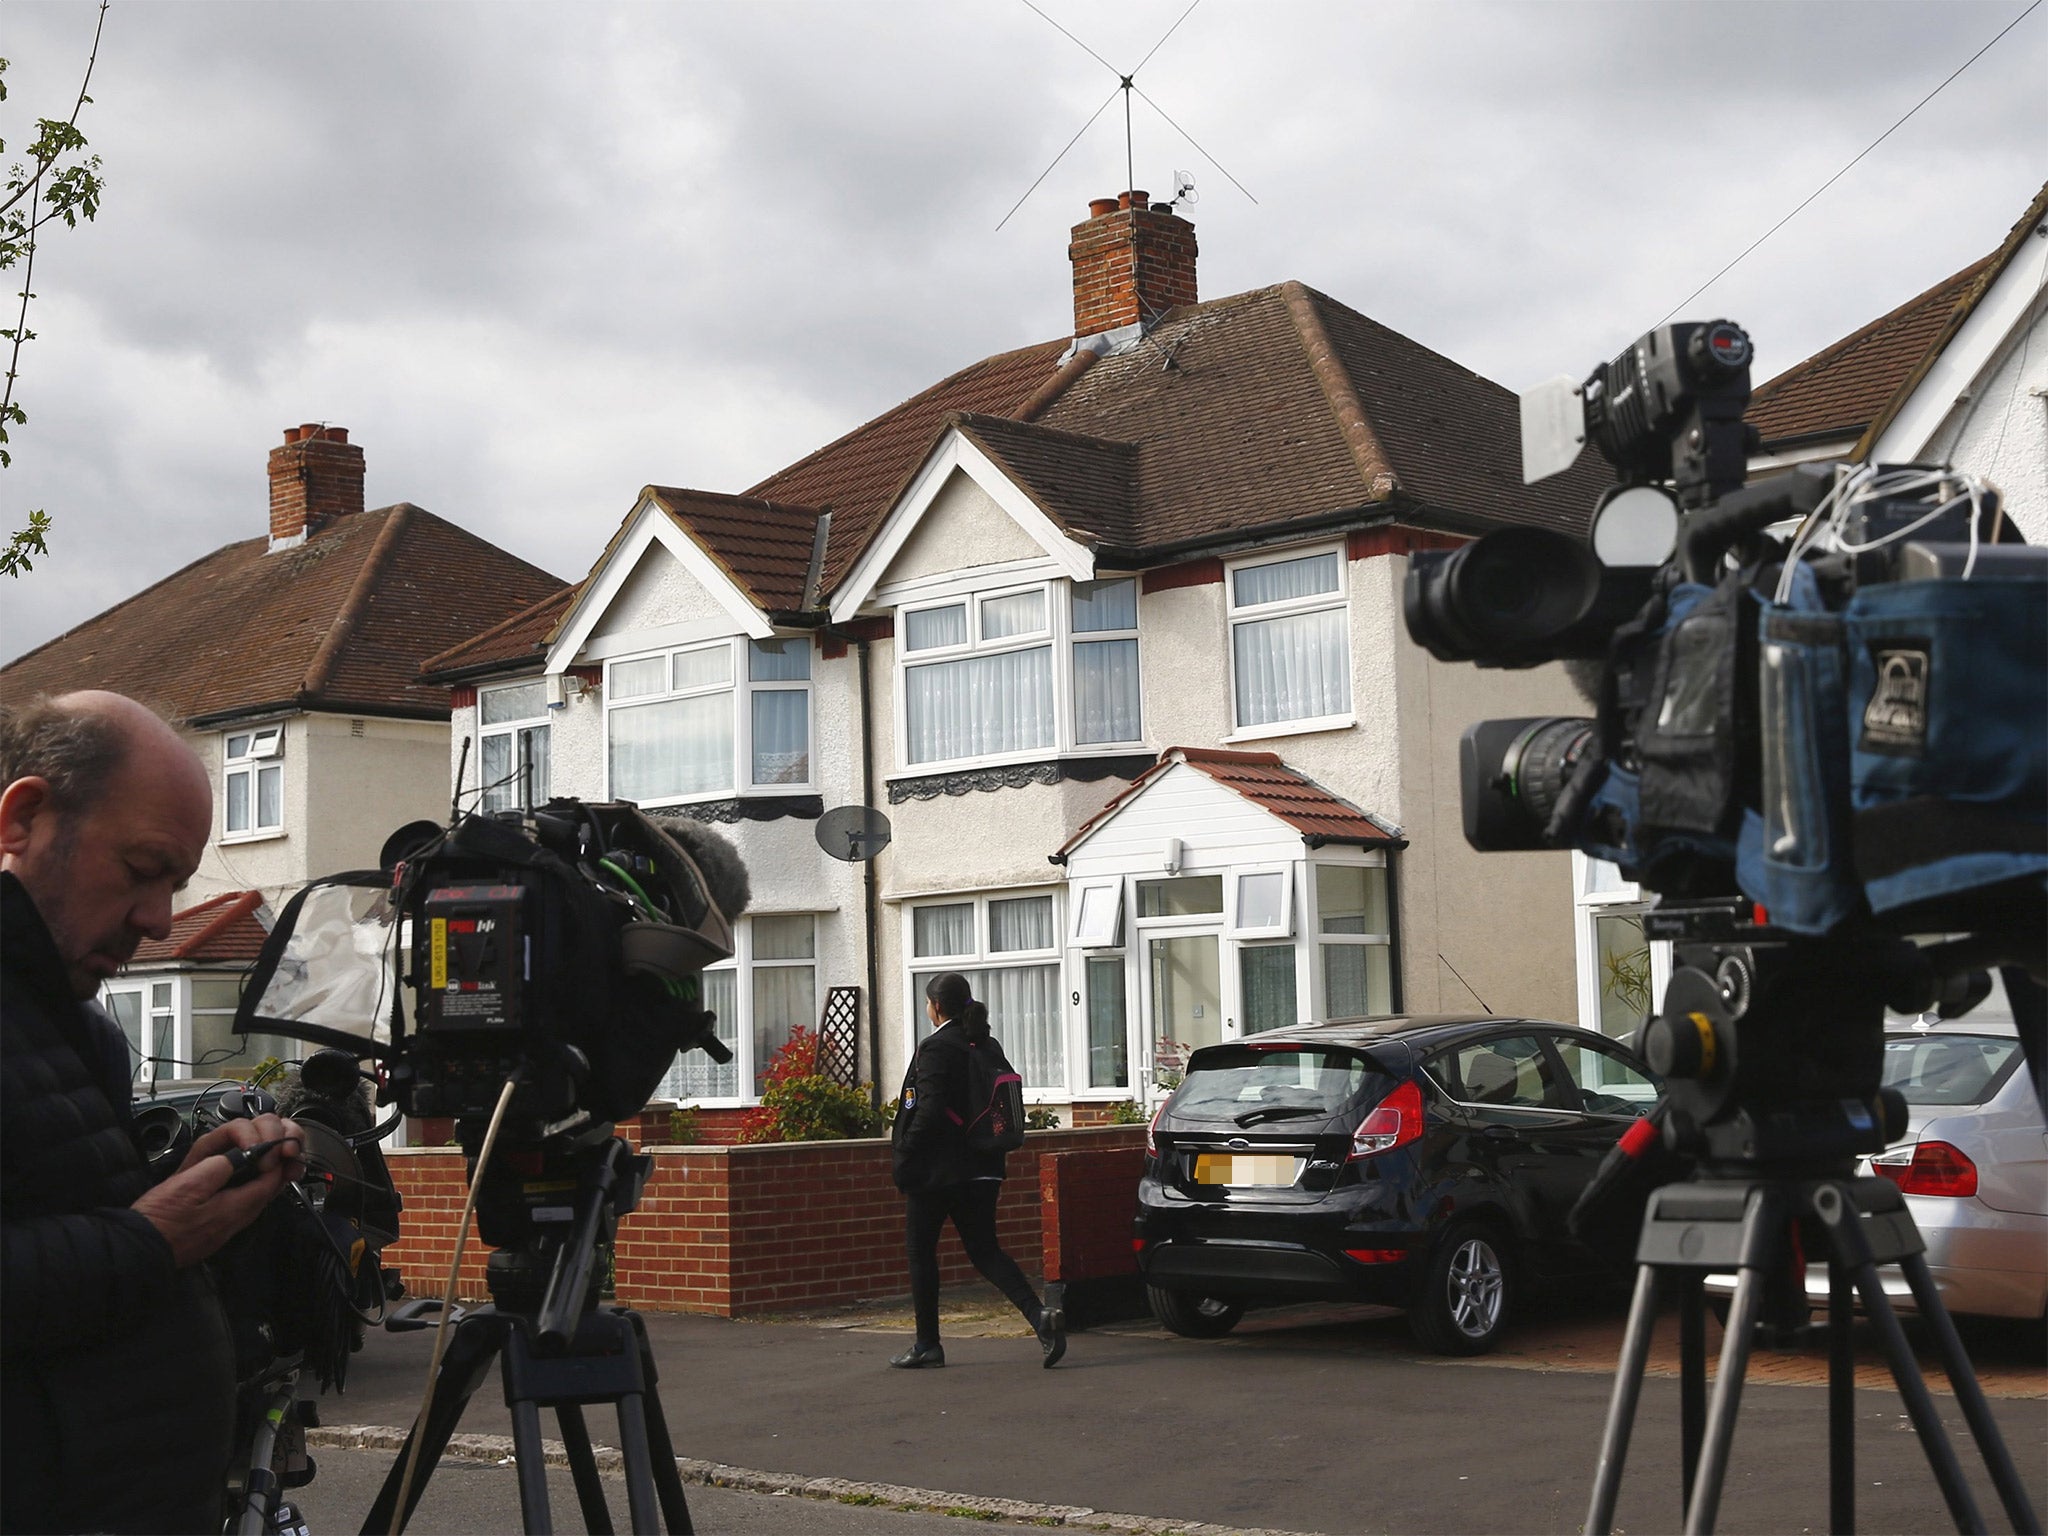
xmin=1 ymin=870 xmax=234 ymax=1535
xmin=890 ymin=1018 xmax=1008 ymax=1192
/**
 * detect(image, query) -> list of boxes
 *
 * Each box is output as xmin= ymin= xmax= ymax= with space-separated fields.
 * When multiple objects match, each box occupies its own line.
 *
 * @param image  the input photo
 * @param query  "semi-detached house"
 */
xmin=422 ymin=192 xmax=1619 ymax=1131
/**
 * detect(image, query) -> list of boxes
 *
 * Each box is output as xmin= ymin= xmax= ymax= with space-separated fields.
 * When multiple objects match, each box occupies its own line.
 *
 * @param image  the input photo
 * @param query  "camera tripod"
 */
xmin=1584 ymin=1167 xmax=2040 ymax=1535
xmin=361 ymin=1138 xmax=694 ymax=1535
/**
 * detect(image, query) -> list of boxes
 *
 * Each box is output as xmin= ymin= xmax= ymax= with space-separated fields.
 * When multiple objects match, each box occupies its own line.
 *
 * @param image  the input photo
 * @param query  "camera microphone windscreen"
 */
xmin=658 ymin=817 xmax=752 ymax=921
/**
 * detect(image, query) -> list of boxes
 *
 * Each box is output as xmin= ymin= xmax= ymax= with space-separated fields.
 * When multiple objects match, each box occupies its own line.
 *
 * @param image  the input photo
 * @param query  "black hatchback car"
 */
xmin=1135 ymin=1014 xmax=1661 ymax=1354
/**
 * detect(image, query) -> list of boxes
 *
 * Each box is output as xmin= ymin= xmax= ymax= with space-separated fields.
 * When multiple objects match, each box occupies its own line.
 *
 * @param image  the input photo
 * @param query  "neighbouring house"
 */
xmin=0 ymin=425 xmax=564 ymax=1085
xmin=423 ymin=190 xmax=1621 ymax=1134
xmin=1578 ymin=179 xmax=2048 ymax=1043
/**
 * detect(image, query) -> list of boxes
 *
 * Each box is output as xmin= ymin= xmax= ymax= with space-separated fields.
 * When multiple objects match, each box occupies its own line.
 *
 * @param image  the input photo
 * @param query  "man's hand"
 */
xmin=134 ymin=1112 xmax=307 ymax=1268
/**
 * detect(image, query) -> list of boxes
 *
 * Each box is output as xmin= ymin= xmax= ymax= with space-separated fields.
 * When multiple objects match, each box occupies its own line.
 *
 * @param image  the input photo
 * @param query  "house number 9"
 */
xmin=1071 ymin=991 xmax=1081 ymax=1006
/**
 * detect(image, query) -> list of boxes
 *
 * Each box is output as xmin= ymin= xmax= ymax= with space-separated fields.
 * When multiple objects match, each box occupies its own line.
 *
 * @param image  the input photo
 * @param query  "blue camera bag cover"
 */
xmin=1736 ymin=563 xmax=1861 ymax=934
xmin=1844 ymin=575 xmax=2047 ymax=914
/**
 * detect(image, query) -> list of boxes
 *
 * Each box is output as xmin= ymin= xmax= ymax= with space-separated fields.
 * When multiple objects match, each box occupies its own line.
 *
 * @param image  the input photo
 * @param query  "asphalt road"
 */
xmin=304 ymin=1298 xmax=2047 ymax=1535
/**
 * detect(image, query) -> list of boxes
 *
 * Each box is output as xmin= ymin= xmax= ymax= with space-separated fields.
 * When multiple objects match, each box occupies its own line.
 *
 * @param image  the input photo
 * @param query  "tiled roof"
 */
xmin=0 ymin=505 xmax=564 ymax=722
xmin=1745 ymin=257 xmax=1996 ymax=447
xmin=948 ymin=413 xmax=1139 ymax=546
xmin=419 ymin=584 xmax=580 ymax=681
xmin=645 ymin=488 xmax=823 ymax=612
xmin=130 ymin=890 xmax=268 ymax=965
xmin=1056 ymin=745 xmax=1403 ymax=860
xmin=749 ymin=339 xmax=1074 ymax=592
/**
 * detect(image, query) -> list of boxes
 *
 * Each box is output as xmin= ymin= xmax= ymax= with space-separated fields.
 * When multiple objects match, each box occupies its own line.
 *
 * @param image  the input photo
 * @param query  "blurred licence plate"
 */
xmin=1193 ymin=1153 xmax=1302 ymax=1188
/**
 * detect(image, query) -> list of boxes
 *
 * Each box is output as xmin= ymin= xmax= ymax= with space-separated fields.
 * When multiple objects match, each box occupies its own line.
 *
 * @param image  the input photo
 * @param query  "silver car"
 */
xmin=1708 ymin=1017 xmax=2047 ymax=1322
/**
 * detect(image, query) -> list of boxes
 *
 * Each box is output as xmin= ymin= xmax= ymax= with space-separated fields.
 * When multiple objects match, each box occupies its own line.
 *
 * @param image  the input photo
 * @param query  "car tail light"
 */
xmin=1350 ymin=1078 xmax=1424 ymax=1160
xmin=1146 ymin=1096 xmax=1171 ymax=1158
xmin=1343 ymin=1248 xmax=1406 ymax=1265
xmin=1872 ymin=1140 xmax=1978 ymax=1198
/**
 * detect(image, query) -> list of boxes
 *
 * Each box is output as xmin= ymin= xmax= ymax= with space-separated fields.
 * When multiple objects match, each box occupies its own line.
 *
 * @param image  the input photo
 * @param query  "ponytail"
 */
xmin=925 ymin=972 xmax=988 ymax=1037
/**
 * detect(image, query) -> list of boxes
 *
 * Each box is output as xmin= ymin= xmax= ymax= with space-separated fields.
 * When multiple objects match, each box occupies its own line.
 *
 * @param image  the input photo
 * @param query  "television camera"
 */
xmin=231 ymin=796 xmax=750 ymax=1533
xmin=1403 ymin=320 xmax=2044 ymax=1534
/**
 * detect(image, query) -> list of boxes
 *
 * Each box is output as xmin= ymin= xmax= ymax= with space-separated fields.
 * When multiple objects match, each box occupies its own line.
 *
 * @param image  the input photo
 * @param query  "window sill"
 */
xmin=1223 ymin=714 xmax=1356 ymax=746
xmin=220 ymin=829 xmax=287 ymax=847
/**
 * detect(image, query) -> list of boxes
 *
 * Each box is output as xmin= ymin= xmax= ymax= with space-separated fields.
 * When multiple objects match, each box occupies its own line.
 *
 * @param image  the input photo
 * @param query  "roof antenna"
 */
xmin=1158 ymin=171 xmax=1199 ymax=215
xmin=997 ymin=0 xmax=1256 ymax=233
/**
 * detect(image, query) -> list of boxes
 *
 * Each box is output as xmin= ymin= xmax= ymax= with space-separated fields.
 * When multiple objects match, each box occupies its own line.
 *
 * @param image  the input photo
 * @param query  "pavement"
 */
xmin=297 ymin=1286 xmax=2047 ymax=1535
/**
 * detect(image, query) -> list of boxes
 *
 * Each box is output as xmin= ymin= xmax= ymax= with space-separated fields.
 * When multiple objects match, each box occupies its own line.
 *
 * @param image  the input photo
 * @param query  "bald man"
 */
xmin=2 ymin=692 xmax=305 ymax=1535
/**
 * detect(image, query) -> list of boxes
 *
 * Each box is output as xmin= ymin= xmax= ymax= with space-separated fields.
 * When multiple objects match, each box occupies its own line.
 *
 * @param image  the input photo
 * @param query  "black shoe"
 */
xmin=888 ymin=1341 xmax=945 ymax=1369
xmin=1036 ymin=1306 xmax=1066 ymax=1369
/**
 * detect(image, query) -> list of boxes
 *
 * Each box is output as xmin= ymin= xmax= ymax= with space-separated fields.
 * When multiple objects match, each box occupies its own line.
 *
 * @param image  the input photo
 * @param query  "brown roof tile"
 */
xmin=748 ymin=339 xmax=1072 ymax=591
xmin=646 ymin=488 xmax=824 ymax=612
xmin=0 ymin=505 xmax=563 ymax=721
xmin=1746 ymin=256 xmax=1996 ymax=447
xmin=947 ymin=413 xmax=1139 ymax=546
xmin=130 ymin=890 xmax=268 ymax=965
xmin=1056 ymin=745 xmax=1401 ymax=859
xmin=419 ymin=584 xmax=580 ymax=680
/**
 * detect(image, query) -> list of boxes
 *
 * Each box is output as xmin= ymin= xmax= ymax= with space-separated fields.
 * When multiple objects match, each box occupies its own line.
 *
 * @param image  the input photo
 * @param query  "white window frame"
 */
xmin=478 ymin=680 xmax=552 ymax=813
xmin=603 ymin=635 xmax=815 ymax=806
xmin=222 ymin=725 xmax=284 ymax=842
xmin=1571 ymin=851 xmax=1672 ymax=1050
xmin=903 ymin=888 xmax=1064 ymax=1093
xmin=1227 ymin=865 xmax=1295 ymax=940
xmin=102 ymin=977 xmax=178 ymax=1085
xmin=655 ymin=912 xmax=821 ymax=1107
xmin=893 ymin=576 xmax=1144 ymax=775
xmin=1070 ymin=879 xmax=1125 ymax=948
xmin=1307 ymin=852 xmax=1394 ymax=1019
xmin=1223 ymin=542 xmax=1355 ymax=742
xmin=1131 ymin=872 xmax=1226 ymax=930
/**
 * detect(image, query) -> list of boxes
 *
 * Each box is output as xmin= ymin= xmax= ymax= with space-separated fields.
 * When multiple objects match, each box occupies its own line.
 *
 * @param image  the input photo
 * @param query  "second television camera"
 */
xmin=1404 ymin=318 xmax=2046 ymax=1164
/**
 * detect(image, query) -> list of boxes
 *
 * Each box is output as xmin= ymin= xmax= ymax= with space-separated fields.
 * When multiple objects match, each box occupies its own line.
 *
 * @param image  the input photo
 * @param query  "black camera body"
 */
xmin=1404 ymin=321 xmax=2047 ymax=1162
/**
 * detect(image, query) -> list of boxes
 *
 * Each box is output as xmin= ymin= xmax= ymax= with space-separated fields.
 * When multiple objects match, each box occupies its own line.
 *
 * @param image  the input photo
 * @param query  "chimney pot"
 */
xmin=269 ymin=423 xmax=366 ymax=547
xmin=1089 ymin=197 xmax=1119 ymax=218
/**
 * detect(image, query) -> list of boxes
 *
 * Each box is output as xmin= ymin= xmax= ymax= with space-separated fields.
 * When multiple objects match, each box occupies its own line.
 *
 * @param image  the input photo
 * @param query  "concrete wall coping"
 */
xmin=384 ymin=1124 xmax=1145 ymax=1161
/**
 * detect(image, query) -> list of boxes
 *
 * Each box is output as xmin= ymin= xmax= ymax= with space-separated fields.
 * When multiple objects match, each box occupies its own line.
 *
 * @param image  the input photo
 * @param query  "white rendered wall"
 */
xmin=1922 ymin=298 xmax=2048 ymax=543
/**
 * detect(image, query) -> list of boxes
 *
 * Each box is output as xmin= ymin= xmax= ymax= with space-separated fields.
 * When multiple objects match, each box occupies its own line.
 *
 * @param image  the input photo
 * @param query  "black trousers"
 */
xmin=903 ymin=1180 xmax=1041 ymax=1344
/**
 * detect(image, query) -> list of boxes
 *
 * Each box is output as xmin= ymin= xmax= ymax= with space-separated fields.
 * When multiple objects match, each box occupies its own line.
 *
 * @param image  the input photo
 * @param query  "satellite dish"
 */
xmin=815 ymin=805 xmax=893 ymax=863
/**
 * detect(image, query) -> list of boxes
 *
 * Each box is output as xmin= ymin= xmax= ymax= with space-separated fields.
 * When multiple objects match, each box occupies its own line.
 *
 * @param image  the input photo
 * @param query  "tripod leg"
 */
xmin=509 ymin=1398 xmax=558 ymax=1535
xmin=1850 ymin=1260 xmax=1987 ymax=1534
xmin=1687 ymin=1251 xmax=1767 ymax=1534
xmin=1585 ymin=1264 xmax=1661 ymax=1536
xmin=1897 ymin=1252 xmax=2038 ymax=1534
xmin=639 ymin=1385 xmax=694 ymax=1535
xmin=1679 ymin=1273 xmax=1706 ymax=1519
xmin=1828 ymin=1260 xmax=1855 ymax=1535
xmin=362 ymin=1319 xmax=505 ymax=1536
xmin=555 ymin=1405 xmax=616 ymax=1535
xmin=615 ymin=1396 xmax=662 ymax=1535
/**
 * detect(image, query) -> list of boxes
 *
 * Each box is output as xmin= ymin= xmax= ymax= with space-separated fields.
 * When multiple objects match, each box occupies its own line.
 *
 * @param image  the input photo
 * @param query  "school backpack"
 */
xmin=955 ymin=1035 xmax=1026 ymax=1153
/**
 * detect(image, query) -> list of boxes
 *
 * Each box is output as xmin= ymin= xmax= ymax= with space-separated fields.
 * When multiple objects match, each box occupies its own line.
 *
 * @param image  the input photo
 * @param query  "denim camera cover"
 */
xmin=1735 ymin=563 xmax=1862 ymax=934
xmin=1844 ymin=576 xmax=2047 ymax=915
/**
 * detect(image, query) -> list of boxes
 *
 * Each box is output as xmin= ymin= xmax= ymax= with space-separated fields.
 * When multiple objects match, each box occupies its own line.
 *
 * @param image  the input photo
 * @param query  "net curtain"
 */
xmin=905 ymin=647 xmax=1055 ymax=764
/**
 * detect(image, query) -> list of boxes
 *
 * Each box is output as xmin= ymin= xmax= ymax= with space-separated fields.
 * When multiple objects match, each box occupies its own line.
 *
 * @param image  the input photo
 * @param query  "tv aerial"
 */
xmin=997 ymin=0 xmax=1256 ymax=232
xmin=815 ymin=804 xmax=893 ymax=863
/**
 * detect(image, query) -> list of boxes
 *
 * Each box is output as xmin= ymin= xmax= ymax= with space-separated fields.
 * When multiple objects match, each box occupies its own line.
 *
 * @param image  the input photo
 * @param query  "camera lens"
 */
xmin=1459 ymin=716 xmax=1596 ymax=851
xmin=1404 ymin=527 xmax=1601 ymax=664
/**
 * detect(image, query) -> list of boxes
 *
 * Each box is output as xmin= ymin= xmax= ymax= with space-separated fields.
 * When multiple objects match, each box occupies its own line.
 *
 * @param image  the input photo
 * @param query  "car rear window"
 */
xmin=1881 ymin=1034 xmax=2020 ymax=1106
xmin=1171 ymin=1046 xmax=1388 ymax=1124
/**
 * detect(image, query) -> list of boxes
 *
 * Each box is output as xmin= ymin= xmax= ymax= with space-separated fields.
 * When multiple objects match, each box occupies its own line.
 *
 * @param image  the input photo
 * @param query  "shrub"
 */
xmin=738 ymin=1026 xmax=884 ymax=1143
xmin=1105 ymin=1099 xmax=1146 ymax=1125
xmin=666 ymin=1106 xmax=701 ymax=1145
xmin=1024 ymin=1107 xmax=1061 ymax=1131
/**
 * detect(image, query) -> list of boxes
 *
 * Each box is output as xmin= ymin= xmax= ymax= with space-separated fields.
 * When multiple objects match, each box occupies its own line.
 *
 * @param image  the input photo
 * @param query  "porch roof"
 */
xmin=1053 ymin=746 xmax=1404 ymax=863
xmin=129 ymin=890 xmax=269 ymax=966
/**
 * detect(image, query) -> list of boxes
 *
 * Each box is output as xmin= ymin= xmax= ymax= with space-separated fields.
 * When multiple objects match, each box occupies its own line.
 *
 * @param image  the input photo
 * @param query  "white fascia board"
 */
xmin=1871 ymin=245 xmax=2048 ymax=463
xmin=873 ymin=555 xmax=1068 ymax=608
xmin=828 ymin=431 xmax=1097 ymax=623
xmin=545 ymin=500 xmax=772 ymax=673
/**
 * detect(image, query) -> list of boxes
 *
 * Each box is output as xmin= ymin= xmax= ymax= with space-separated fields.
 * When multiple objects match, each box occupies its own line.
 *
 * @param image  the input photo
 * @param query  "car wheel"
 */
xmin=1148 ymin=1285 xmax=1246 ymax=1338
xmin=1410 ymin=1220 xmax=1513 ymax=1356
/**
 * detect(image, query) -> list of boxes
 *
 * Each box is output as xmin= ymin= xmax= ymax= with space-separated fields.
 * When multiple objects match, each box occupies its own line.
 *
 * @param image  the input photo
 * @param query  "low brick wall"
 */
xmin=382 ymin=1126 xmax=1147 ymax=1317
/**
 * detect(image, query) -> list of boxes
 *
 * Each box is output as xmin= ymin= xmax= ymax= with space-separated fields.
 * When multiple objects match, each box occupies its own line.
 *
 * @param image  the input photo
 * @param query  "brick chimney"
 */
xmin=267 ymin=424 xmax=364 ymax=548
xmin=1069 ymin=190 xmax=1198 ymax=340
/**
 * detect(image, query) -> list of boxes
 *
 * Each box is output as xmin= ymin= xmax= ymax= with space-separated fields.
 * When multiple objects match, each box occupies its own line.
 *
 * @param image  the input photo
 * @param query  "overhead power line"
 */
xmin=1659 ymin=0 xmax=2042 ymax=323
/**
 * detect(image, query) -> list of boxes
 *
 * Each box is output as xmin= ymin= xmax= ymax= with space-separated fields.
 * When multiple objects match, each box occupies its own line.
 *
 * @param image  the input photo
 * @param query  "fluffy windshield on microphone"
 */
xmin=658 ymin=817 xmax=752 ymax=921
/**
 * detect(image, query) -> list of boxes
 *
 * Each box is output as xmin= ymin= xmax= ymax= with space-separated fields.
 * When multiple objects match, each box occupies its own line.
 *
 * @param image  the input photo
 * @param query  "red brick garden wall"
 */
xmin=381 ymin=1126 xmax=1146 ymax=1317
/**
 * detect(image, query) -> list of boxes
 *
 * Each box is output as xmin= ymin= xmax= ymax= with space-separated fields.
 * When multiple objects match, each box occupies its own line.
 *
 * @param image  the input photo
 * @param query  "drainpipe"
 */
xmin=858 ymin=635 xmax=884 ymax=1109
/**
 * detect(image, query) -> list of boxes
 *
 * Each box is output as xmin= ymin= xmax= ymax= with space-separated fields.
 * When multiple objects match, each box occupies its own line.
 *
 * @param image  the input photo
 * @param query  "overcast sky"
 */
xmin=3 ymin=0 xmax=2042 ymax=660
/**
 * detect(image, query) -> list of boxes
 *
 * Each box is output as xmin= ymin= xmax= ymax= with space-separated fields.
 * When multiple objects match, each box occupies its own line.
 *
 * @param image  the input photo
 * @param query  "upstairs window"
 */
xmin=1228 ymin=548 xmax=1351 ymax=732
xmin=898 ymin=577 xmax=1142 ymax=770
xmin=606 ymin=637 xmax=813 ymax=804
xmin=479 ymin=681 xmax=551 ymax=813
xmin=223 ymin=725 xmax=283 ymax=839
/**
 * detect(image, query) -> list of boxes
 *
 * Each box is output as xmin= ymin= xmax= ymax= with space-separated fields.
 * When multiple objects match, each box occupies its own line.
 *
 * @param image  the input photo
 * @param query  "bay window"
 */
xmin=1315 ymin=860 xmax=1393 ymax=1016
xmin=1228 ymin=548 xmax=1351 ymax=732
xmin=657 ymin=913 xmax=818 ymax=1103
xmin=606 ymin=636 xmax=812 ymax=804
xmin=223 ymin=725 xmax=283 ymax=839
xmin=479 ymin=680 xmax=551 ymax=812
xmin=898 ymin=577 xmax=1142 ymax=770
xmin=908 ymin=890 xmax=1063 ymax=1090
